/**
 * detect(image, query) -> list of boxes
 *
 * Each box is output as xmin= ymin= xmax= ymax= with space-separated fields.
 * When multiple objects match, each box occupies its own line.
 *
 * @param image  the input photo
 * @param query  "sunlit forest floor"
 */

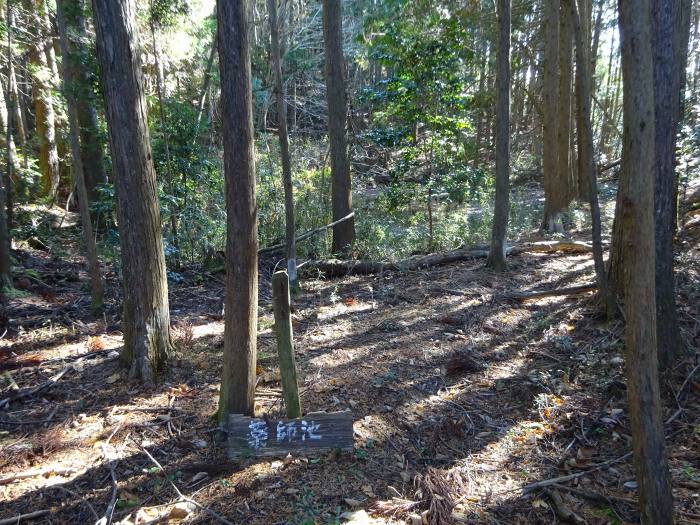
xmin=1 ymin=200 xmax=699 ymax=524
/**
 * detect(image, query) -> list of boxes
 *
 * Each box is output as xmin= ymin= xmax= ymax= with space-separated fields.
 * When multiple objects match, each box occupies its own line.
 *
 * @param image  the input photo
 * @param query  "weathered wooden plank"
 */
xmin=227 ymin=411 xmax=354 ymax=458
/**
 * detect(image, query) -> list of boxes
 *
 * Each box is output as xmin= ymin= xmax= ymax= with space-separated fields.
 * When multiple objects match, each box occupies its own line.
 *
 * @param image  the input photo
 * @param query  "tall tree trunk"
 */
xmin=62 ymin=0 xmax=107 ymax=201
xmin=195 ymin=32 xmax=217 ymax=134
xmin=609 ymin=64 xmax=623 ymax=156
xmin=0 ymin=1 xmax=12 ymax=291
xmin=475 ymin=40 xmax=488 ymax=170
xmin=692 ymin=2 xmax=700 ymax=96
xmin=149 ymin=9 xmax=180 ymax=267
xmin=268 ymin=0 xmax=298 ymax=290
xmin=1 ymin=3 xmax=25 ymax=149
xmin=322 ymin=0 xmax=355 ymax=254
xmin=216 ymin=0 xmax=258 ymax=420
xmin=651 ymin=0 xmax=692 ymax=370
xmin=14 ymin=60 xmax=29 ymax=163
xmin=26 ymin=0 xmax=60 ymax=200
xmin=486 ymin=0 xmax=511 ymax=272
xmin=0 ymin=160 xmax=10 ymax=290
xmin=38 ymin=0 xmax=59 ymax=82
xmin=542 ymin=0 xmax=567 ymax=232
xmin=57 ymin=0 xmax=103 ymax=314
xmin=590 ymin=0 xmax=604 ymax=69
xmin=572 ymin=0 xmax=613 ymax=315
xmin=588 ymin=0 xmax=603 ymax=141
xmin=557 ymin=0 xmax=574 ymax=202
xmin=618 ymin=0 xmax=673 ymax=522
xmin=5 ymin=1 xmax=15 ymax=229
xmin=92 ymin=0 xmax=171 ymax=382
xmin=598 ymin=26 xmax=617 ymax=156
xmin=574 ymin=0 xmax=592 ymax=201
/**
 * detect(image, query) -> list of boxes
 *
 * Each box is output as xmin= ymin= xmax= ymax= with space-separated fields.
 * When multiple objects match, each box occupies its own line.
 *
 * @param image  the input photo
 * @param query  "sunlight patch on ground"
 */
xmin=190 ymin=320 xmax=223 ymax=340
xmin=1 ymin=333 xmax=122 ymax=362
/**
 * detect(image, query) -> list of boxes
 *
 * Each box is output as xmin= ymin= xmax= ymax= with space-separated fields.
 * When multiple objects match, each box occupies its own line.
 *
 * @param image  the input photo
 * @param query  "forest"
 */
xmin=0 ymin=0 xmax=699 ymax=523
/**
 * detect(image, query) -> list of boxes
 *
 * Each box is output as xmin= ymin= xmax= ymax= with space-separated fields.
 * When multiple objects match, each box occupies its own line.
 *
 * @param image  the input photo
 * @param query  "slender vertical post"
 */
xmin=272 ymin=270 xmax=302 ymax=418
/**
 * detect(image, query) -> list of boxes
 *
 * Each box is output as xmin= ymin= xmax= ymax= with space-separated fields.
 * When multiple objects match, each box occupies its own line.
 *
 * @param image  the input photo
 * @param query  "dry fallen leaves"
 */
xmin=86 ymin=336 xmax=105 ymax=352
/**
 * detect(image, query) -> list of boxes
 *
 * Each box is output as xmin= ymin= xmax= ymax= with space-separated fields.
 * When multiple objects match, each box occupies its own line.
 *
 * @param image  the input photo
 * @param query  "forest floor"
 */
xmin=1 ymin=207 xmax=699 ymax=525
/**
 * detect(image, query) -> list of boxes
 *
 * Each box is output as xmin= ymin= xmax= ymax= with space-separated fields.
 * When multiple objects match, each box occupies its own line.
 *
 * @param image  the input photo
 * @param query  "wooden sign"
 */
xmin=227 ymin=411 xmax=354 ymax=458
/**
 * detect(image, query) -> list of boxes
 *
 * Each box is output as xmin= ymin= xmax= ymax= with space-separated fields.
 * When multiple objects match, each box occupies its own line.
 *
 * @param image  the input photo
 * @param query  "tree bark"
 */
xmin=571 ymin=0 xmax=613 ymax=316
xmin=542 ymin=0 xmax=566 ymax=232
xmin=217 ymin=0 xmax=258 ymax=420
xmin=574 ymin=0 xmax=592 ymax=201
xmin=597 ymin=27 xmax=618 ymax=156
xmin=651 ymin=0 xmax=692 ymax=370
xmin=38 ymin=0 xmax=59 ymax=82
xmin=5 ymin=2 xmax=15 ymax=229
xmin=92 ymin=0 xmax=172 ymax=382
xmin=62 ymin=0 xmax=107 ymax=202
xmin=0 ymin=30 xmax=10 ymax=290
xmin=618 ymin=0 xmax=673 ymax=522
xmin=475 ymin=36 xmax=488 ymax=170
xmin=268 ymin=0 xmax=298 ymax=290
xmin=322 ymin=0 xmax=355 ymax=254
xmin=557 ymin=0 xmax=574 ymax=201
xmin=486 ymin=0 xmax=511 ymax=272
xmin=26 ymin=0 xmax=61 ymax=200
xmin=57 ymin=0 xmax=103 ymax=314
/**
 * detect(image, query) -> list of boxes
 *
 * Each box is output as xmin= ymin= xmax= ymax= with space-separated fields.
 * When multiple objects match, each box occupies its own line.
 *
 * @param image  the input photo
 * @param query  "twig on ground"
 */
xmin=501 ymin=451 xmax=634 ymax=494
xmin=551 ymin=483 xmax=635 ymax=505
xmin=0 ymin=405 xmax=58 ymax=426
xmin=0 ymin=466 xmax=78 ymax=485
xmin=56 ymin=486 xmax=100 ymax=520
xmin=110 ymin=406 xmax=185 ymax=415
xmin=0 ymin=363 xmax=74 ymax=409
xmin=510 ymin=426 xmax=690 ymax=496
xmin=542 ymin=488 xmax=585 ymax=524
xmin=9 ymin=348 xmax=115 ymax=370
xmin=506 ymin=283 xmax=597 ymax=302
xmin=131 ymin=438 xmax=234 ymax=525
xmin=94 ymin=462 xmax=118 ymax=525
xmin=0 ymin=509 xmax=51 ymax=524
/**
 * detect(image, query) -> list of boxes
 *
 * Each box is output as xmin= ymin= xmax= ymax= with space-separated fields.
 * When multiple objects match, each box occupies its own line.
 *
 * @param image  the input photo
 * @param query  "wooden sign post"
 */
xmin=272 ymin=270 xmax=302 ymax=418
xmin=227 ymin=411 xmax=354 ymax=458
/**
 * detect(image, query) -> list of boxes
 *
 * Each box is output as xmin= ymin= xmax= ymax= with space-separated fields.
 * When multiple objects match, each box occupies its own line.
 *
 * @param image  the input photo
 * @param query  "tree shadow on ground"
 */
xmin=2 ymin=248 xmax=698 ymax=524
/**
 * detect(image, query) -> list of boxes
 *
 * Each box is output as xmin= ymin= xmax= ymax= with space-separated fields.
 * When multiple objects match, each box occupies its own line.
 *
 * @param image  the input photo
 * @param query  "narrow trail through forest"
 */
xmin=1 ymin=213 xmax=698 ymax=524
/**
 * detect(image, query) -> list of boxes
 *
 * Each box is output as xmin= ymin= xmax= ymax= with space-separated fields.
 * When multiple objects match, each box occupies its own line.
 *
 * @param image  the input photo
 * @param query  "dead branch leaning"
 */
xmin=258 ymin=212 xmax=355 ymax=255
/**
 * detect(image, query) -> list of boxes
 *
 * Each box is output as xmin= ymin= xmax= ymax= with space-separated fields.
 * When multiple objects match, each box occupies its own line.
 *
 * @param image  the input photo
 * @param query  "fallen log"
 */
xmin=506 ymin=283 xmax=597 ymax=301
xmin=302 ymin=241 xmax=592 ymax=277
xmin=304 ymin=259 xmax=395 ymax=277
xmin=508 ymin=240 xmax=593 ymax=255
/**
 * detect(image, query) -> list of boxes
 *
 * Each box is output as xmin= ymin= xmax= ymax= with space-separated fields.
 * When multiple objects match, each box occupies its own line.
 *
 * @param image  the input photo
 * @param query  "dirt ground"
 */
xmin=1 ymin=224 xmax=699 ymax=524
